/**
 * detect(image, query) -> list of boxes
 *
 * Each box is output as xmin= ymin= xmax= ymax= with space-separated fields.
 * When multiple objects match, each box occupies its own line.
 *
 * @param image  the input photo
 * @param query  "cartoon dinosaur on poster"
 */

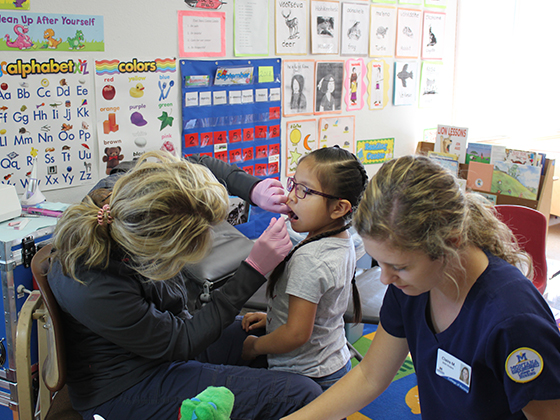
xmin=67 ymin=30 xmax=85 ymax=50
xmin=43 ymin=28 xmax=62 ymax=49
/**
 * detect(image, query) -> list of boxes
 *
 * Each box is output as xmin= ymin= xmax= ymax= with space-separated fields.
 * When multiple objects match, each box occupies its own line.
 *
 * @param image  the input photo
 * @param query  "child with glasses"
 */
xmin=241 ymin=146 xmax=368 ymax=390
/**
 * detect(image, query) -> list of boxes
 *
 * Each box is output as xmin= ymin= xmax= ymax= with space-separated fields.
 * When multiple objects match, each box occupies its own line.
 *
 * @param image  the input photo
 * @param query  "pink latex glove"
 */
xmin=245 ymin=217 xmax=292 ymax=275
xmin=250 ymin=178 xmax=290 ymax=215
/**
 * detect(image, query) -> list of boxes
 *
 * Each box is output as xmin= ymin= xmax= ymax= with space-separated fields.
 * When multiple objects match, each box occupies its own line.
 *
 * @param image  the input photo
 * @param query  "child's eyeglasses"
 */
xmin=286 ymin=177 xmax=340 ymax=200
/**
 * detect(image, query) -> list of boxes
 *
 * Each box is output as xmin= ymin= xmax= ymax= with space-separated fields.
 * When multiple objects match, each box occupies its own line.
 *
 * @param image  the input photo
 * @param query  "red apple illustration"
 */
xmin=102 ymin=85 xmax=116 ymax=100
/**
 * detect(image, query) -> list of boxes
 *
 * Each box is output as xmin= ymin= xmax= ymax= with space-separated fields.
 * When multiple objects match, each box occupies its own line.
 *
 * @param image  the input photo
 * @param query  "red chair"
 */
xmin=494 ymin=205 xmax=548 ymax=294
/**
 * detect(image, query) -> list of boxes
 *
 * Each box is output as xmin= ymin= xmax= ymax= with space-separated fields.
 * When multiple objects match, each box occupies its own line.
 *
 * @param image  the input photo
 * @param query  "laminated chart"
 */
xmin=94 ymin=58 xmax=181 ymax=175
xmin=181 ymin=58 xmax=281 ymax=179
xmin=0 ymin=57 xmax=96 ymax=194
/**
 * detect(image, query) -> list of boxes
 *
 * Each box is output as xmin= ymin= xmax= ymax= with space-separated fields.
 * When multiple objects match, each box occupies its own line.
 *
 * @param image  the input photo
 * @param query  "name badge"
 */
xmin=436 ymin=348 xmax=471 ymax=393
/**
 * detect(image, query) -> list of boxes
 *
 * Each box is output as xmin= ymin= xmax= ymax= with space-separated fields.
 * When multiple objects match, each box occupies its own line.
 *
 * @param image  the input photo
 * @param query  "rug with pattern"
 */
xmin=348 ymin=324 xmax=421 ymax=420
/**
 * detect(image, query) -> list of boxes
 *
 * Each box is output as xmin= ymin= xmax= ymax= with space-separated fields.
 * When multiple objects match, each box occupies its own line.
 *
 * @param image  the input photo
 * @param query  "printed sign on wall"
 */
xmin=94 ymin=58 xmax=181 ymax=176
xmin=0 ymin=11 xmax=104 ymax=52
xmin=0 ymin=58 xmax=96 ymax=194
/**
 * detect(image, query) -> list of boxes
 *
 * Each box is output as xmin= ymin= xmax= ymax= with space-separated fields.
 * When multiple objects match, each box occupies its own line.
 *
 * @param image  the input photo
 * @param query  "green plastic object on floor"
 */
xmin=178 ymin=386 xmax=235 ymax=420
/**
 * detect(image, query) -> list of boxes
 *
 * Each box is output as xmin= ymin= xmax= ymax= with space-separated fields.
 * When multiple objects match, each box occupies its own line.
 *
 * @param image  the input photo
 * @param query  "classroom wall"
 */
xmin=2 ymin=0 xmax=458 ymax=204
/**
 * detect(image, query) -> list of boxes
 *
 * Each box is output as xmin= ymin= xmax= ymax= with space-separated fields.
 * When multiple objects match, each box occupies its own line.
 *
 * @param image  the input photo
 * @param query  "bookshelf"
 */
xmin=416 ymin=141 xmax=555 ymax=226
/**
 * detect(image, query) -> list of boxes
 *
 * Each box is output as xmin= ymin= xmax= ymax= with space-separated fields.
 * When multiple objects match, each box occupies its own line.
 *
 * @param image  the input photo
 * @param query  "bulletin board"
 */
xmin=180 ymin=58 xmax=282 ymax=179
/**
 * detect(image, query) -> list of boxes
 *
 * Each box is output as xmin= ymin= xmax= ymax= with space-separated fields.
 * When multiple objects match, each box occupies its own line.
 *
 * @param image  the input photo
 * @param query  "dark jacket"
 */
xmin=49 ymin=155 xmax=263 ymax=410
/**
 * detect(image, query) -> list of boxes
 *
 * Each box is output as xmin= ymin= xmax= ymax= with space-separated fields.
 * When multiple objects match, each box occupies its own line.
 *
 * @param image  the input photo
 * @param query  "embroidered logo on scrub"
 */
xmin=505 ymin=347 xmax=544 ymax=383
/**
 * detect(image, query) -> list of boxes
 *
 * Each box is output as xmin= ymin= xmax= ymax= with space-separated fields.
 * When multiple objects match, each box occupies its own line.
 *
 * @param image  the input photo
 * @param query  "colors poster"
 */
xmin=94 ymin=58 xmax=180 ymax=176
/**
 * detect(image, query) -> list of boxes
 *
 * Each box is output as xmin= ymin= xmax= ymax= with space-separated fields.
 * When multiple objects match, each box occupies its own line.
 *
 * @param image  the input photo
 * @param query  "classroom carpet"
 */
xmin=348 ymin=324 xmax=421 ymax=420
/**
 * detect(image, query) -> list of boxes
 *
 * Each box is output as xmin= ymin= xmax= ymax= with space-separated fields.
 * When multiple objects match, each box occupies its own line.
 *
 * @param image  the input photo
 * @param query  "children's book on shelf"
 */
xmin=491 ymin=160 xmax=541 ymax=200
xmin=466 ymin=161 xmax=493 ymax=192
xmin=435 ymin=124 xmax=468 ymax=163
xmin=466 ymin=143 xmax=491 ymax=164
xmin=428 ymin=151 xmax=459 ymax=175
xmin=504 ymin=148 xmax=542 ymax=167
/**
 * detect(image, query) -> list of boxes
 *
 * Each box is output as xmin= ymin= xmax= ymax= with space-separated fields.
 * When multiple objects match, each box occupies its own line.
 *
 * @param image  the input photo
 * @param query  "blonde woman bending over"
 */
xmin=49 ymin=151 xmax=322 ymax=420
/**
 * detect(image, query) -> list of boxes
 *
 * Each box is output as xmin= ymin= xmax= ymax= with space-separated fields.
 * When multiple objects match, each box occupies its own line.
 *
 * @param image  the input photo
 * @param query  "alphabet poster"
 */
xmin=422 ymin=10 xmax=445 ymax=60
xmin=0 ymin=11 xmax=104 ymax=52
xmin=275 ymin=0 xmax=308 ymax=56
xmin=340 ymin=2 xmax=369 ymax=56
xmin=311 ymin=0 xmax=340 ymax=54
xmin=395 ymin=8 xmax=422 ymax=58
xmin=285 ymin=118 xmax=317 ymax=176
xmin=393 ymin=60 xmax=418 ymax=106
xmin=0 ymin=58 xmax=96 ymax=194
xmin=369 ymin=5 xmax=397 ymax=58
xmin=94 ymin=58 xmax=181 ymax=176
xmin=282 ymin=59 xmax=314 ymax=116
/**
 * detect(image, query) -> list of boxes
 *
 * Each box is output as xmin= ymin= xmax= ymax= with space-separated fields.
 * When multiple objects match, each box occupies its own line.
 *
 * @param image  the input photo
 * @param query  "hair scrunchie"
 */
xmin=97 ymin=204 xmax=113 ymax=226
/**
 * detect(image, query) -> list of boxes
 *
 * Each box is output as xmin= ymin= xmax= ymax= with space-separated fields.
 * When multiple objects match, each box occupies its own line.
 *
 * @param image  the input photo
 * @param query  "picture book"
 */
xmin=466 ymin=143 xmax=491 ymax=164
xmin=428 ymin=151 xmax=459 ymax=175
xmin=435 ymin=124 xmax=468 ymax=163
xmin=491 ymin=161 xmax=541 ymax=200
xmin=466 ymin=161 xmax=493 ymax=192
xmin=505 ymin=148 xmax=541 ymax=167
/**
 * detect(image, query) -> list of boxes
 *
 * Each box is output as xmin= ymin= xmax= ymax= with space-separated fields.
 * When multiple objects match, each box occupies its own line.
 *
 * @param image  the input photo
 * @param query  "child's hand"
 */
xmin=242 ymin=335 xmax=259 ymax=360
xmin=241 ymin=312 xmax=266 ymax=332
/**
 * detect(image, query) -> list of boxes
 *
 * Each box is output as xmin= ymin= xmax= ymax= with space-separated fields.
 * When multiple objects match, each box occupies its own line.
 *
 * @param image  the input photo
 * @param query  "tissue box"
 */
xmin=0 ymin=185 xmax=21 ymax=223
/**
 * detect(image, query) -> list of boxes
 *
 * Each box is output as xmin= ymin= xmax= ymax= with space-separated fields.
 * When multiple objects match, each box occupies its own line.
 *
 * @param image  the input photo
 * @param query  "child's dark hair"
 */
xmin=267 ymin=146 xmax=368 ymax=323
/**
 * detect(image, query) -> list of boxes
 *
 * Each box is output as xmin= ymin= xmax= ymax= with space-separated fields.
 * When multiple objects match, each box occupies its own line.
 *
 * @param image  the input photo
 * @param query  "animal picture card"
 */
xmin=393 ymin=61 xmax=418 ymax=106
xmin=435 ymin=124 xmax=468 ymax=163
xmin=367 ymin=59 xmax=390 ymax=110
xmin=369 ymin=5 xmax=397 ymax=58
xmin=395 ymin=8 xmax=422 ymax=58
xmin=314 ymin=61 xmax=344 ymax=114
xmin=318 ymin=115 xmax=355 ymax=152
xmin=344 ymin=58 xmax=366 ymax=111
xmin=422 ymin=11 xmax=446 ymax=60
xmin=275 ymin=0 xmax=308 ymax=55
xmin=282 ymin=60 xmax=315 ymax=116
xmin=418 ymin=61 xmax=443 ymax=108
xmin=285 ymin=119 xmax=317 ymax=176
xmin=340 ymin=2 xmax=370 ymax=56
xmin=311 ymin=0 xmax=340 ymax=54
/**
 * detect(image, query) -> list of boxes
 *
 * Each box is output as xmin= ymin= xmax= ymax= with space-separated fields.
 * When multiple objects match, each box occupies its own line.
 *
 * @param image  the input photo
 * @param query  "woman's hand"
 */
xmin=242 ymin=312 xmax=266 ymax=332
xmin=251 ymin=178 xmax=289 ymax=214
xmin=245 ymin=217 xmax=292 ymax=276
